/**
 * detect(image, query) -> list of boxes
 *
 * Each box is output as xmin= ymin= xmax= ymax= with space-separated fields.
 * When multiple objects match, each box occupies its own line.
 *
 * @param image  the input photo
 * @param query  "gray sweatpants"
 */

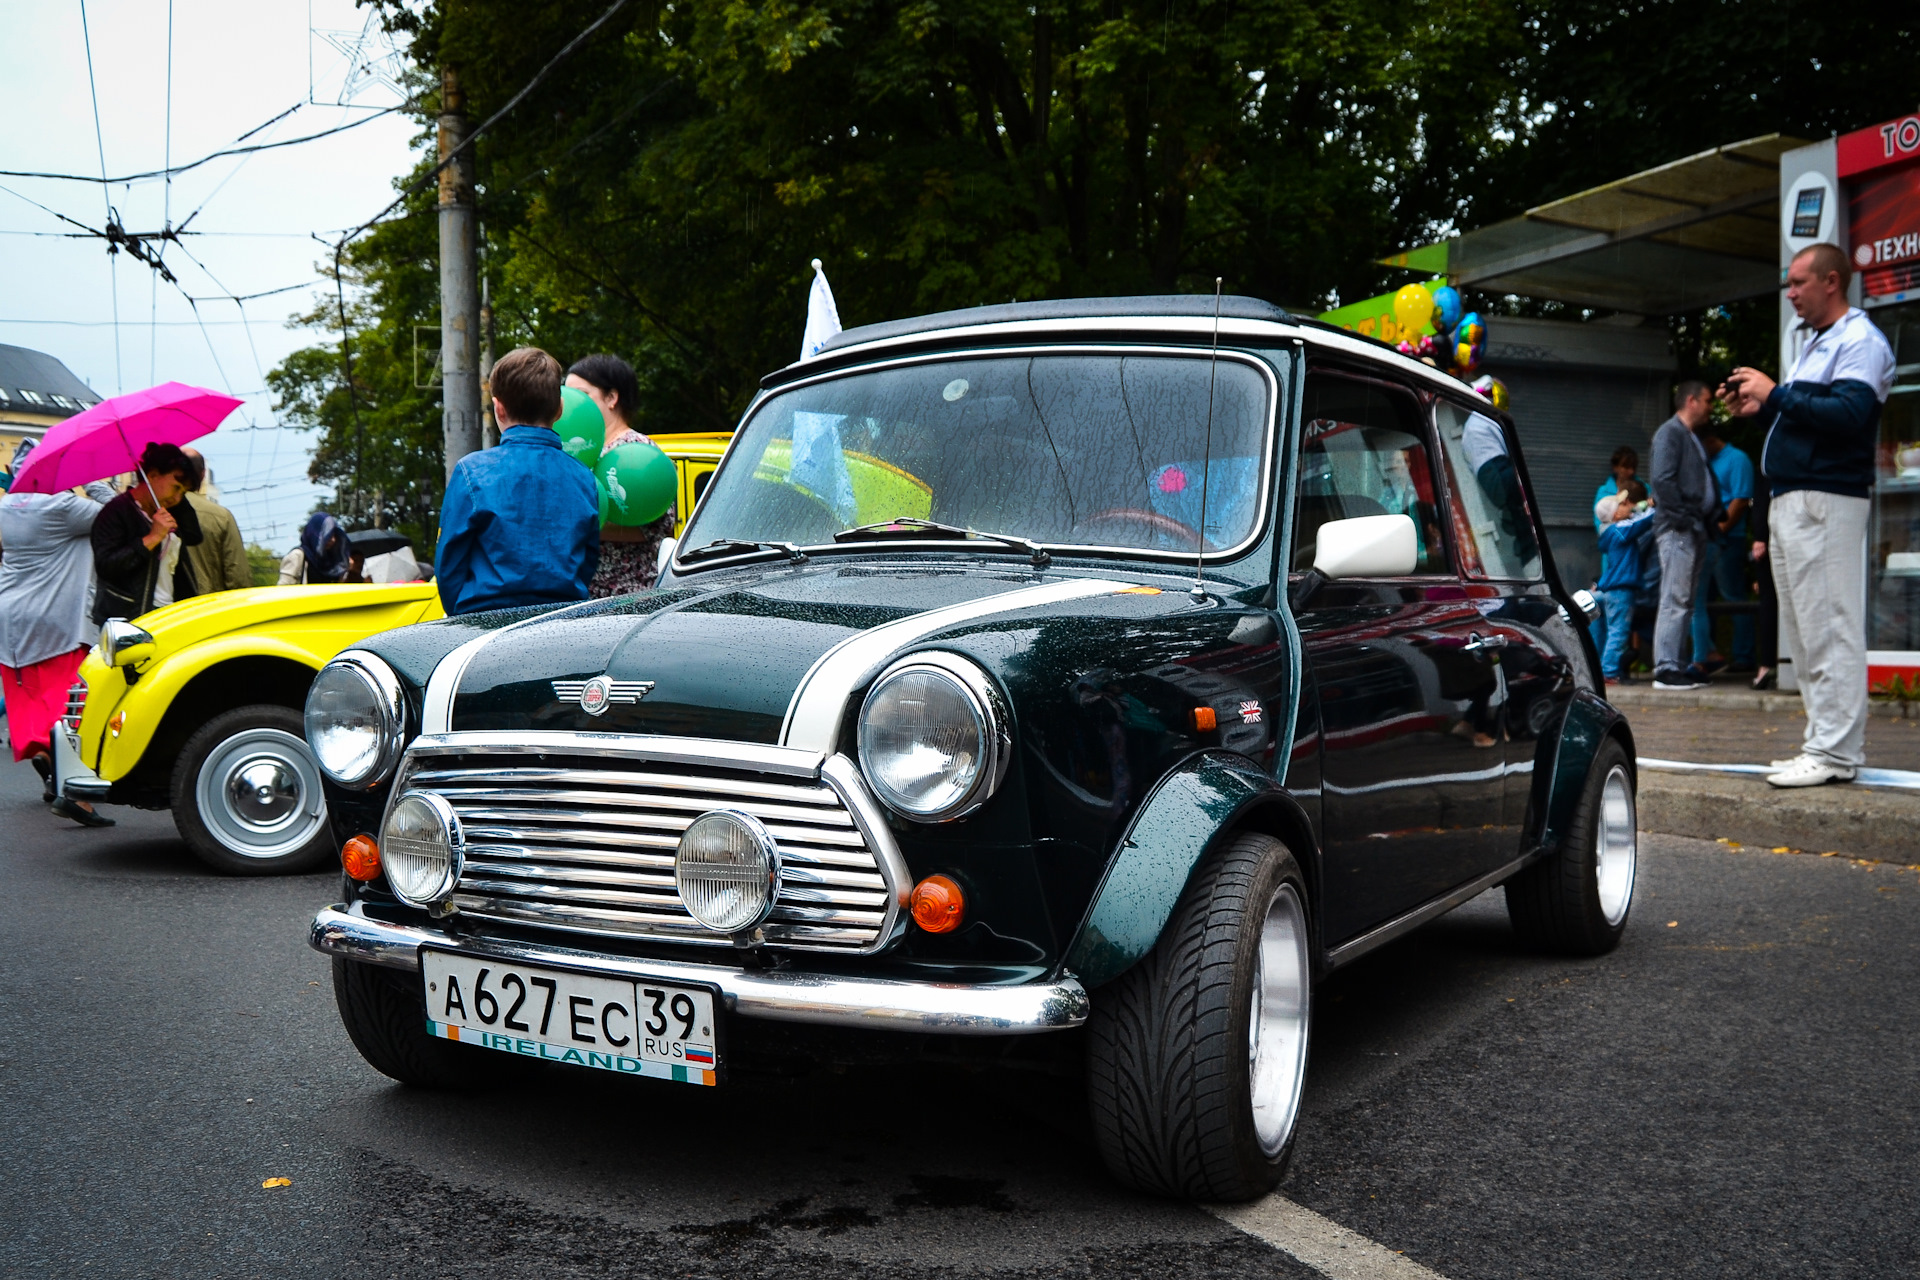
xmin=1654 ymin=527 xmax=1705 ymax=673
xmin=1771 ymin=488 xmax=1870 ymax=769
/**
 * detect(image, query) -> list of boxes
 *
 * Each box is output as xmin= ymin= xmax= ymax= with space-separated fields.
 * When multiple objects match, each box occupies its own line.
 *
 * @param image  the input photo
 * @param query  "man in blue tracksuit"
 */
xmin=436 ymin=346 xmax=601 ymax=616
xmin=1722 ymin=243 xmax=1895 ymax=787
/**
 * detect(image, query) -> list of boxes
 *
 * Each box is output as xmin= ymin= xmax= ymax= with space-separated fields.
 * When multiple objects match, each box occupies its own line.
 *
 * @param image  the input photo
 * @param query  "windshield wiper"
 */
xmin=834 ymin=518 xmax=1051 ymax=567
xmin=679 ymin=538 xmax=809 ymax=565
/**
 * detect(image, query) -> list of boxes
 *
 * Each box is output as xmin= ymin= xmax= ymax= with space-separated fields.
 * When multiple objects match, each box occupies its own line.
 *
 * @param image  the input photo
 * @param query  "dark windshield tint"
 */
xmin=684 ymin=353 xmax=1273 ymax=555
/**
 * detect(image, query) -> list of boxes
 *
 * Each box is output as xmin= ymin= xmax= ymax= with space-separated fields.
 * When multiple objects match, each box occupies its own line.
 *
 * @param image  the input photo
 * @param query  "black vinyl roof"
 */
xmin=815 ymin=294 xmax=1306 ymax=355
xmin=0 ymin=343 xmax=100 ymax=417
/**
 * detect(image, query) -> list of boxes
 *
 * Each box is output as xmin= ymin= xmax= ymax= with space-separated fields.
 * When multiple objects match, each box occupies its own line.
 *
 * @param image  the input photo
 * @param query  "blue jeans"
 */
xmin=1595 ymin=587 xmax=1636 ymax=678
xmin=1691 ymin=535 xmax=1756 ymax=666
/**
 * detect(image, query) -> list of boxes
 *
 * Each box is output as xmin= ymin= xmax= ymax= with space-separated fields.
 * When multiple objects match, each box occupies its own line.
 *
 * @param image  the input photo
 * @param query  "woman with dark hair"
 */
xmin=566 ymin=353 xmax=676 ymax=597
xmin=90 ymin=441 xmax=203 ymax=626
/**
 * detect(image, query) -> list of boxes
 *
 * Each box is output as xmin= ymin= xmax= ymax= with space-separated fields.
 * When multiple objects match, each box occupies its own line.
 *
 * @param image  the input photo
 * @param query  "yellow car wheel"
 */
xmin=170 ymin=705 xmax=333 ymax=875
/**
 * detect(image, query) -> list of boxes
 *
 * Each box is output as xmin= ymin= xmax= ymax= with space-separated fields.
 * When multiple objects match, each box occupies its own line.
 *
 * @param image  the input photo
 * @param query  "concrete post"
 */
xmin=438 ymin=66 xmax=482 ymax=476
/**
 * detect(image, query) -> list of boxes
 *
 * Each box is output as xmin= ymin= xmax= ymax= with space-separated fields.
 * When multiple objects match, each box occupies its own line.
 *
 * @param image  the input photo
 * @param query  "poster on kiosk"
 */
xmin=1779 ymin=113 xmax=1920 ymax=695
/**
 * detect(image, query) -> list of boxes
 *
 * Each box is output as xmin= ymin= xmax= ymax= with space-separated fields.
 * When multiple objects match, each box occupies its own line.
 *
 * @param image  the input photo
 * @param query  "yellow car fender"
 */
xmin=79 ymin=584 xmax=442 ymax=782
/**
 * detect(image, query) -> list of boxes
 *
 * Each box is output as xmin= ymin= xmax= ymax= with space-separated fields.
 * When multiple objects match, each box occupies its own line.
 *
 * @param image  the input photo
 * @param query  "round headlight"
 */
xmin=305 ymin=654 xmax=404 ymax=788
xmin=857 ymin=654 xmax=1009 ymax=822
xmin=675 ymin=810 xmax=781 ymax=933
xmin=382 ymin=791 xmax=463 ymax=906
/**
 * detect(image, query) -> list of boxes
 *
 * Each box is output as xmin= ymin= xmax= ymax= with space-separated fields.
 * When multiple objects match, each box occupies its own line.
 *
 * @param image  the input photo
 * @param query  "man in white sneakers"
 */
xmin=1722 ymin=243 xmax=1895 ymax=787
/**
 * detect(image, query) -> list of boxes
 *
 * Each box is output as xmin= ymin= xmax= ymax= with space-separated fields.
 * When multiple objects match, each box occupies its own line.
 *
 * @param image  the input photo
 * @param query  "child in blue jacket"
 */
xmin=1595 ymin=479 xmax=1654 ymax=682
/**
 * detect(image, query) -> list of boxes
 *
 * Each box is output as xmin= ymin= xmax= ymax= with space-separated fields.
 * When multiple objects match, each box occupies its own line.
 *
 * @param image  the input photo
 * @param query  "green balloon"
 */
xmin=595 ymin=473 xmax=612 ymax=526
xmin=554 ymin=385 xmax=605 ymax=468
xmin=593 ymin=440 xmax=677 ymax=527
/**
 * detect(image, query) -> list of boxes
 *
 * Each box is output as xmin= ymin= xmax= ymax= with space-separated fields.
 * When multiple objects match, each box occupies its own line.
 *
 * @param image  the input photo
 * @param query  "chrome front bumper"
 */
xmin=309 ymin=904 xmax=1089 ymax=1035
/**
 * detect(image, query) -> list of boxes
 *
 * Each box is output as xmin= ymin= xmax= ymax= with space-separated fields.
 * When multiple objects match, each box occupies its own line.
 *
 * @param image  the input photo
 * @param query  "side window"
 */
xmin=1292 ymin=374 xmax=1446 ymax=574
xmin=1432 ymin=401 xmax=1542 ymax=580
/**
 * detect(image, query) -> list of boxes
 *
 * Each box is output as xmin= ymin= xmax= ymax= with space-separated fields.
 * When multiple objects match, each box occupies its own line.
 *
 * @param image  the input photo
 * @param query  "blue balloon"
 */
xmin=1431 ymin=285 xmax=1463 ymax=332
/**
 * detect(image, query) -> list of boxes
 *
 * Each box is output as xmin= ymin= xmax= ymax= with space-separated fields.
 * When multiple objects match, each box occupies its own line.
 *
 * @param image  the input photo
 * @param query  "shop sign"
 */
xmin=1838 ymin=113 xmax=1920 ymax=180
xmin=1849 ymin=163 xmax=1920 ymax=298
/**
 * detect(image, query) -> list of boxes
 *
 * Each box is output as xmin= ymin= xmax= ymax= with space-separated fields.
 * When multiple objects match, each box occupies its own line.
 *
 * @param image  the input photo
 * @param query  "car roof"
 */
xmin=776 ymin=294 xmax=1493 ymax=408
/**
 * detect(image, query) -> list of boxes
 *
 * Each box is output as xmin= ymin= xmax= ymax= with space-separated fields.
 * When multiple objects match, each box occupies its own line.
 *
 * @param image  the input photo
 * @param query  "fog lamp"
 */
xmin=381 ymin=791 xmax=462 ymax=906
xmin=675 ymin=810 xmax=780 ymax=933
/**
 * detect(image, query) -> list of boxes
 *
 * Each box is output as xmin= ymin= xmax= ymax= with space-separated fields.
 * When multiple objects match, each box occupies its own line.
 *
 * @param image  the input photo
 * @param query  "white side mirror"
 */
xmin=656 ymin=536 xmax=677 ymax=579
xmin=1312 ymin=513 xmax=1418 ymax=579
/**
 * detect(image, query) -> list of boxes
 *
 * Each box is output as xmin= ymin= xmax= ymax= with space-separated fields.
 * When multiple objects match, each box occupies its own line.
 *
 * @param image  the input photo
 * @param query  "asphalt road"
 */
xmin=4 ymin=755 xmax=1917 ymax=1280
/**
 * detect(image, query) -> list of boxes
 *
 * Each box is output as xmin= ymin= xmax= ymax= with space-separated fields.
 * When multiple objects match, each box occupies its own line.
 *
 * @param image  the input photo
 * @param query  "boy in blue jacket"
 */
xmin=1594 ymin=479 xmax=1654 ymax=683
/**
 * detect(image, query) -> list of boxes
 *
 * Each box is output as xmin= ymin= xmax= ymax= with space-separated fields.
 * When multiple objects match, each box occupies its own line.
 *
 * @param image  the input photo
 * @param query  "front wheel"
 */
xmin=332 ymin=959 xmax=511 ymax=1088
xmin=1086 ymin=831 xmax=1312 ymax=1201
xmin=171 ymin=704 xmax=333 ymax=875
xmin=1505 ymin=738 xmax=1636 ymax=954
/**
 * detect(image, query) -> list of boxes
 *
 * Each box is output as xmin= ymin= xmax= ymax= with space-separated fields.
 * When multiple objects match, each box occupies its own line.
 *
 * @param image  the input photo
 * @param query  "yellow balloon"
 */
xmin=1392 ymin=283 xmax=1435 ymax=335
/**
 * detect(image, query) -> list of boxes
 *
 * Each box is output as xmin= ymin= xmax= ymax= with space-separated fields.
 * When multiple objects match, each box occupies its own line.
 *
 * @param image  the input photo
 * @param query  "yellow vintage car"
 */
xmin=60 ymin=432 xmax=729 ymax=874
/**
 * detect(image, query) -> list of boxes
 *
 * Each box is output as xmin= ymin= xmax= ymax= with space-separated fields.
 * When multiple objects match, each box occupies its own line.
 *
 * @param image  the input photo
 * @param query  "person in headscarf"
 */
xmin=277 ymin=511 xmax=365 ymax=585
xmin=1 ymin=437 xmax=116 ymax=826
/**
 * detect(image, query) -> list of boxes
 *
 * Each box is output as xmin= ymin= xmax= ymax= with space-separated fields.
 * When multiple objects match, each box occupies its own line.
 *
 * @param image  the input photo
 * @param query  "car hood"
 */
xmin=444 ymin=563 xmax=1183 ymax=746
xmin=136 ymin=582 xmax=441 ymax=649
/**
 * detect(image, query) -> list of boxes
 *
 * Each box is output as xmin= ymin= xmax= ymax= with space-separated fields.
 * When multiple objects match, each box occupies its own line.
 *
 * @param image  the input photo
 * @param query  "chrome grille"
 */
xmin=404 ymin=751 xmax=898 ymax=952
xmin=62 ymin=681 xmax=87 ymax=731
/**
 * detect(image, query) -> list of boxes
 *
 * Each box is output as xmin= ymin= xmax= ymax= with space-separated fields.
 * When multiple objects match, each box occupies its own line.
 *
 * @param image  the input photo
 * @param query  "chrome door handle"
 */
xmin=1463 ymin=631 xmax=1509 ymax=652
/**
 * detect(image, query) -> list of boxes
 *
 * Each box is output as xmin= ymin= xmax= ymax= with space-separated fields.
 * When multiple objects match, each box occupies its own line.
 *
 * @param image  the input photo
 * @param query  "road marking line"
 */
xmin=1207 ymin=1195 xmax=1450 ymax=1280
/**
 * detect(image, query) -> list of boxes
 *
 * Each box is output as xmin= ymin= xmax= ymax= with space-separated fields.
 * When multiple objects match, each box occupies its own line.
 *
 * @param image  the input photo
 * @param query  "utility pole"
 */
xmin=438 ymin=64 xmax=482 ymax=476
xmin=479 ymin=259 xmax=498 ymax=448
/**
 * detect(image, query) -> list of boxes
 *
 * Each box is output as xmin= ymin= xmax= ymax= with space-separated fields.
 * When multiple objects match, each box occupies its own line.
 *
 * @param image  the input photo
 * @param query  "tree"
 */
xmin=273 ymin=0 xmax=1528 ymax=470
xmin=268 ymin=178 xmax=448 ymax=553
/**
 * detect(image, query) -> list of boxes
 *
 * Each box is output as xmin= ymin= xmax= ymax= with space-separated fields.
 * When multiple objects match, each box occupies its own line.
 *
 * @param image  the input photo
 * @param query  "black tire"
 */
xmin=170 ymin=704 xmax=333 ymax=876
xmin=332 ymin=958 xmax=512 ymax=1088
xmin=1086 ymin=831 xmax=1312 ymax=1201
xmin=1505 ymin=738 xmax=1636 ymax=955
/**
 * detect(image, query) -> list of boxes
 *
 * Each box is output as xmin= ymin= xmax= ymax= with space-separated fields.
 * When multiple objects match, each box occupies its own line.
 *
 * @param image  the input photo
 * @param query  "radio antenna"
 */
xmin=1191 ymin=277 xmax=1223 ymax=603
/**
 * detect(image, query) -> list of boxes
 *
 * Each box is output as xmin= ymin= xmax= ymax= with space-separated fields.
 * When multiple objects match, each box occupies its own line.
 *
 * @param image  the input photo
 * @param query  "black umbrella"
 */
xmin=347 ymin=527 xmax=411 ymax=558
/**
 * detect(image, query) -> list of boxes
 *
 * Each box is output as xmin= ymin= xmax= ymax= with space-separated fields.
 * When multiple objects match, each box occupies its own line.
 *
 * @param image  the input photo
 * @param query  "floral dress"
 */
xmin=588 ymin=428 xmax=678 ymax=599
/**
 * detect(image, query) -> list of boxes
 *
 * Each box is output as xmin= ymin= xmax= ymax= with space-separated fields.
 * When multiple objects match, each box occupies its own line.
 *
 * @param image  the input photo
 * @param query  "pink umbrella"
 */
xmin=9 ymin=381 xmax=243 ymax=496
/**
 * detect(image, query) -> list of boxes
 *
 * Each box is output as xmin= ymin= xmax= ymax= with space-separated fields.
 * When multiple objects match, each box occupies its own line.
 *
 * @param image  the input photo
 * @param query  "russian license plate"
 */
xmin=421 ymin=951 xmax=720 ymax=1086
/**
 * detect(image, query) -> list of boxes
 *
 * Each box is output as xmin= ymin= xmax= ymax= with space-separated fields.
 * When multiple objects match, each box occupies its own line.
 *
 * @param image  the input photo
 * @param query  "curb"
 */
xmin=1637 ymin=768 xmax=1919 ymax=864
xmin=1608 ymin=685 xmax=1918 ymax=719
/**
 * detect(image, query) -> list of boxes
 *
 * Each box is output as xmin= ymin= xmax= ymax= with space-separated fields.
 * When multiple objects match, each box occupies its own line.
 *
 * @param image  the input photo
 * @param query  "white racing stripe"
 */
xmin=779 ymin=577 xmax=1134 ymax=752
xmin=1208 ymin=1196 xmax=1451 ymax=1280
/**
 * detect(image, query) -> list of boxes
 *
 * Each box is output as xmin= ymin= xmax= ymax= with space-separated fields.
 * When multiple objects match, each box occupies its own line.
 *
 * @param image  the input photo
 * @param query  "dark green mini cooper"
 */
xmin=306 ymin=296 xmax=1636 ymax=1201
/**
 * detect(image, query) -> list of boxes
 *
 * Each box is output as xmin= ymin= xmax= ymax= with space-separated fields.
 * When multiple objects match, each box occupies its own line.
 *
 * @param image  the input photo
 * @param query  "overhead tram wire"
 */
xmin=322 ymin=0 xmax=633 ymax=460
xmin=0 ymin=105 xmax=405 ymax=186
xmin=78 ymin=0 xmax=121 ymax=393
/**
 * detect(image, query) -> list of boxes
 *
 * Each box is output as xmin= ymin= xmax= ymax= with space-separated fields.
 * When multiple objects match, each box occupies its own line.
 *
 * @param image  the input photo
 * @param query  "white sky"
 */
xmin=0 ymin=0 xmax=421 ymax=550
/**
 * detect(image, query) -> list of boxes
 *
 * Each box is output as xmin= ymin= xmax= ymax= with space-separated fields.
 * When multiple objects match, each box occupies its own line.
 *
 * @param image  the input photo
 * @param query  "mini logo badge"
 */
xmin=1238 ymin=700 xmax=1263 ymax=724
xmin=552 ymin=676 xmax=656 ymax=716
xmin=580 ymin=676 xmax=613 ymax=716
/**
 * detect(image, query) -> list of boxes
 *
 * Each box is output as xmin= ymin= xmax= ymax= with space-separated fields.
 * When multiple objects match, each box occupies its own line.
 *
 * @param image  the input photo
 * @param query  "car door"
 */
xmin=1429 ymin=397 xmax=1584 ymax=851
xmin=1293 ymin=370 xmax=1509 ymax=946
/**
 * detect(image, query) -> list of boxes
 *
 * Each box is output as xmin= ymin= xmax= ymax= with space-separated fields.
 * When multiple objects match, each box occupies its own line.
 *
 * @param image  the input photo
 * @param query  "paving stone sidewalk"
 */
xmin=1608 ymin=684 xmax=1920 ymax=773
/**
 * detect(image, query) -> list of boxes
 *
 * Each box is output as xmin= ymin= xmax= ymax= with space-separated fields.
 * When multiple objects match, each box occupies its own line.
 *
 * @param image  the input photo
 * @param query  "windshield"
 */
xmin=682 ymin=352 xmax=1274 ymax=558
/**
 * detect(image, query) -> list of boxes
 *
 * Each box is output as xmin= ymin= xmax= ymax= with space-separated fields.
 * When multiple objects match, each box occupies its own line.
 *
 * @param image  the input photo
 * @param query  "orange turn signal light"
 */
xmin=1192 ymin=705 xmax=1217 ymax=732
xmin=341 ymin=835 xmax=382 ymax=882
xmin=910 ymin=874 xmax=965 ymax=934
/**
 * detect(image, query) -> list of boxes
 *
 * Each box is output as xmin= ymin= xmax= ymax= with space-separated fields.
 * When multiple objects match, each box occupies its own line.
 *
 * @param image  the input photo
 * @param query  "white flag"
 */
xmin=800 ymin=258 xmax=842 ymax=361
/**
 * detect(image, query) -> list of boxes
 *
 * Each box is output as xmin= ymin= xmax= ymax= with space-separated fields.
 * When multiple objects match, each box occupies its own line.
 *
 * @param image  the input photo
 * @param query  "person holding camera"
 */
xmin=1721 ymin=243 xmax=1894 ymax=787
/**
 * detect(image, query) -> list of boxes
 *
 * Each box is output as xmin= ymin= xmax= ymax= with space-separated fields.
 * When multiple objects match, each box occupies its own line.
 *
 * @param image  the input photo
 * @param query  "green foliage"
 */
xmin=245 ymin=543 xmax=283 ymax=587
xmin=266 ymin=171 xmax=447 ymax=553
xmin=270 ymin=0 xmax=1912 ymax=490
xmin=276 ymin=0 xmax=1529 ymax=454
